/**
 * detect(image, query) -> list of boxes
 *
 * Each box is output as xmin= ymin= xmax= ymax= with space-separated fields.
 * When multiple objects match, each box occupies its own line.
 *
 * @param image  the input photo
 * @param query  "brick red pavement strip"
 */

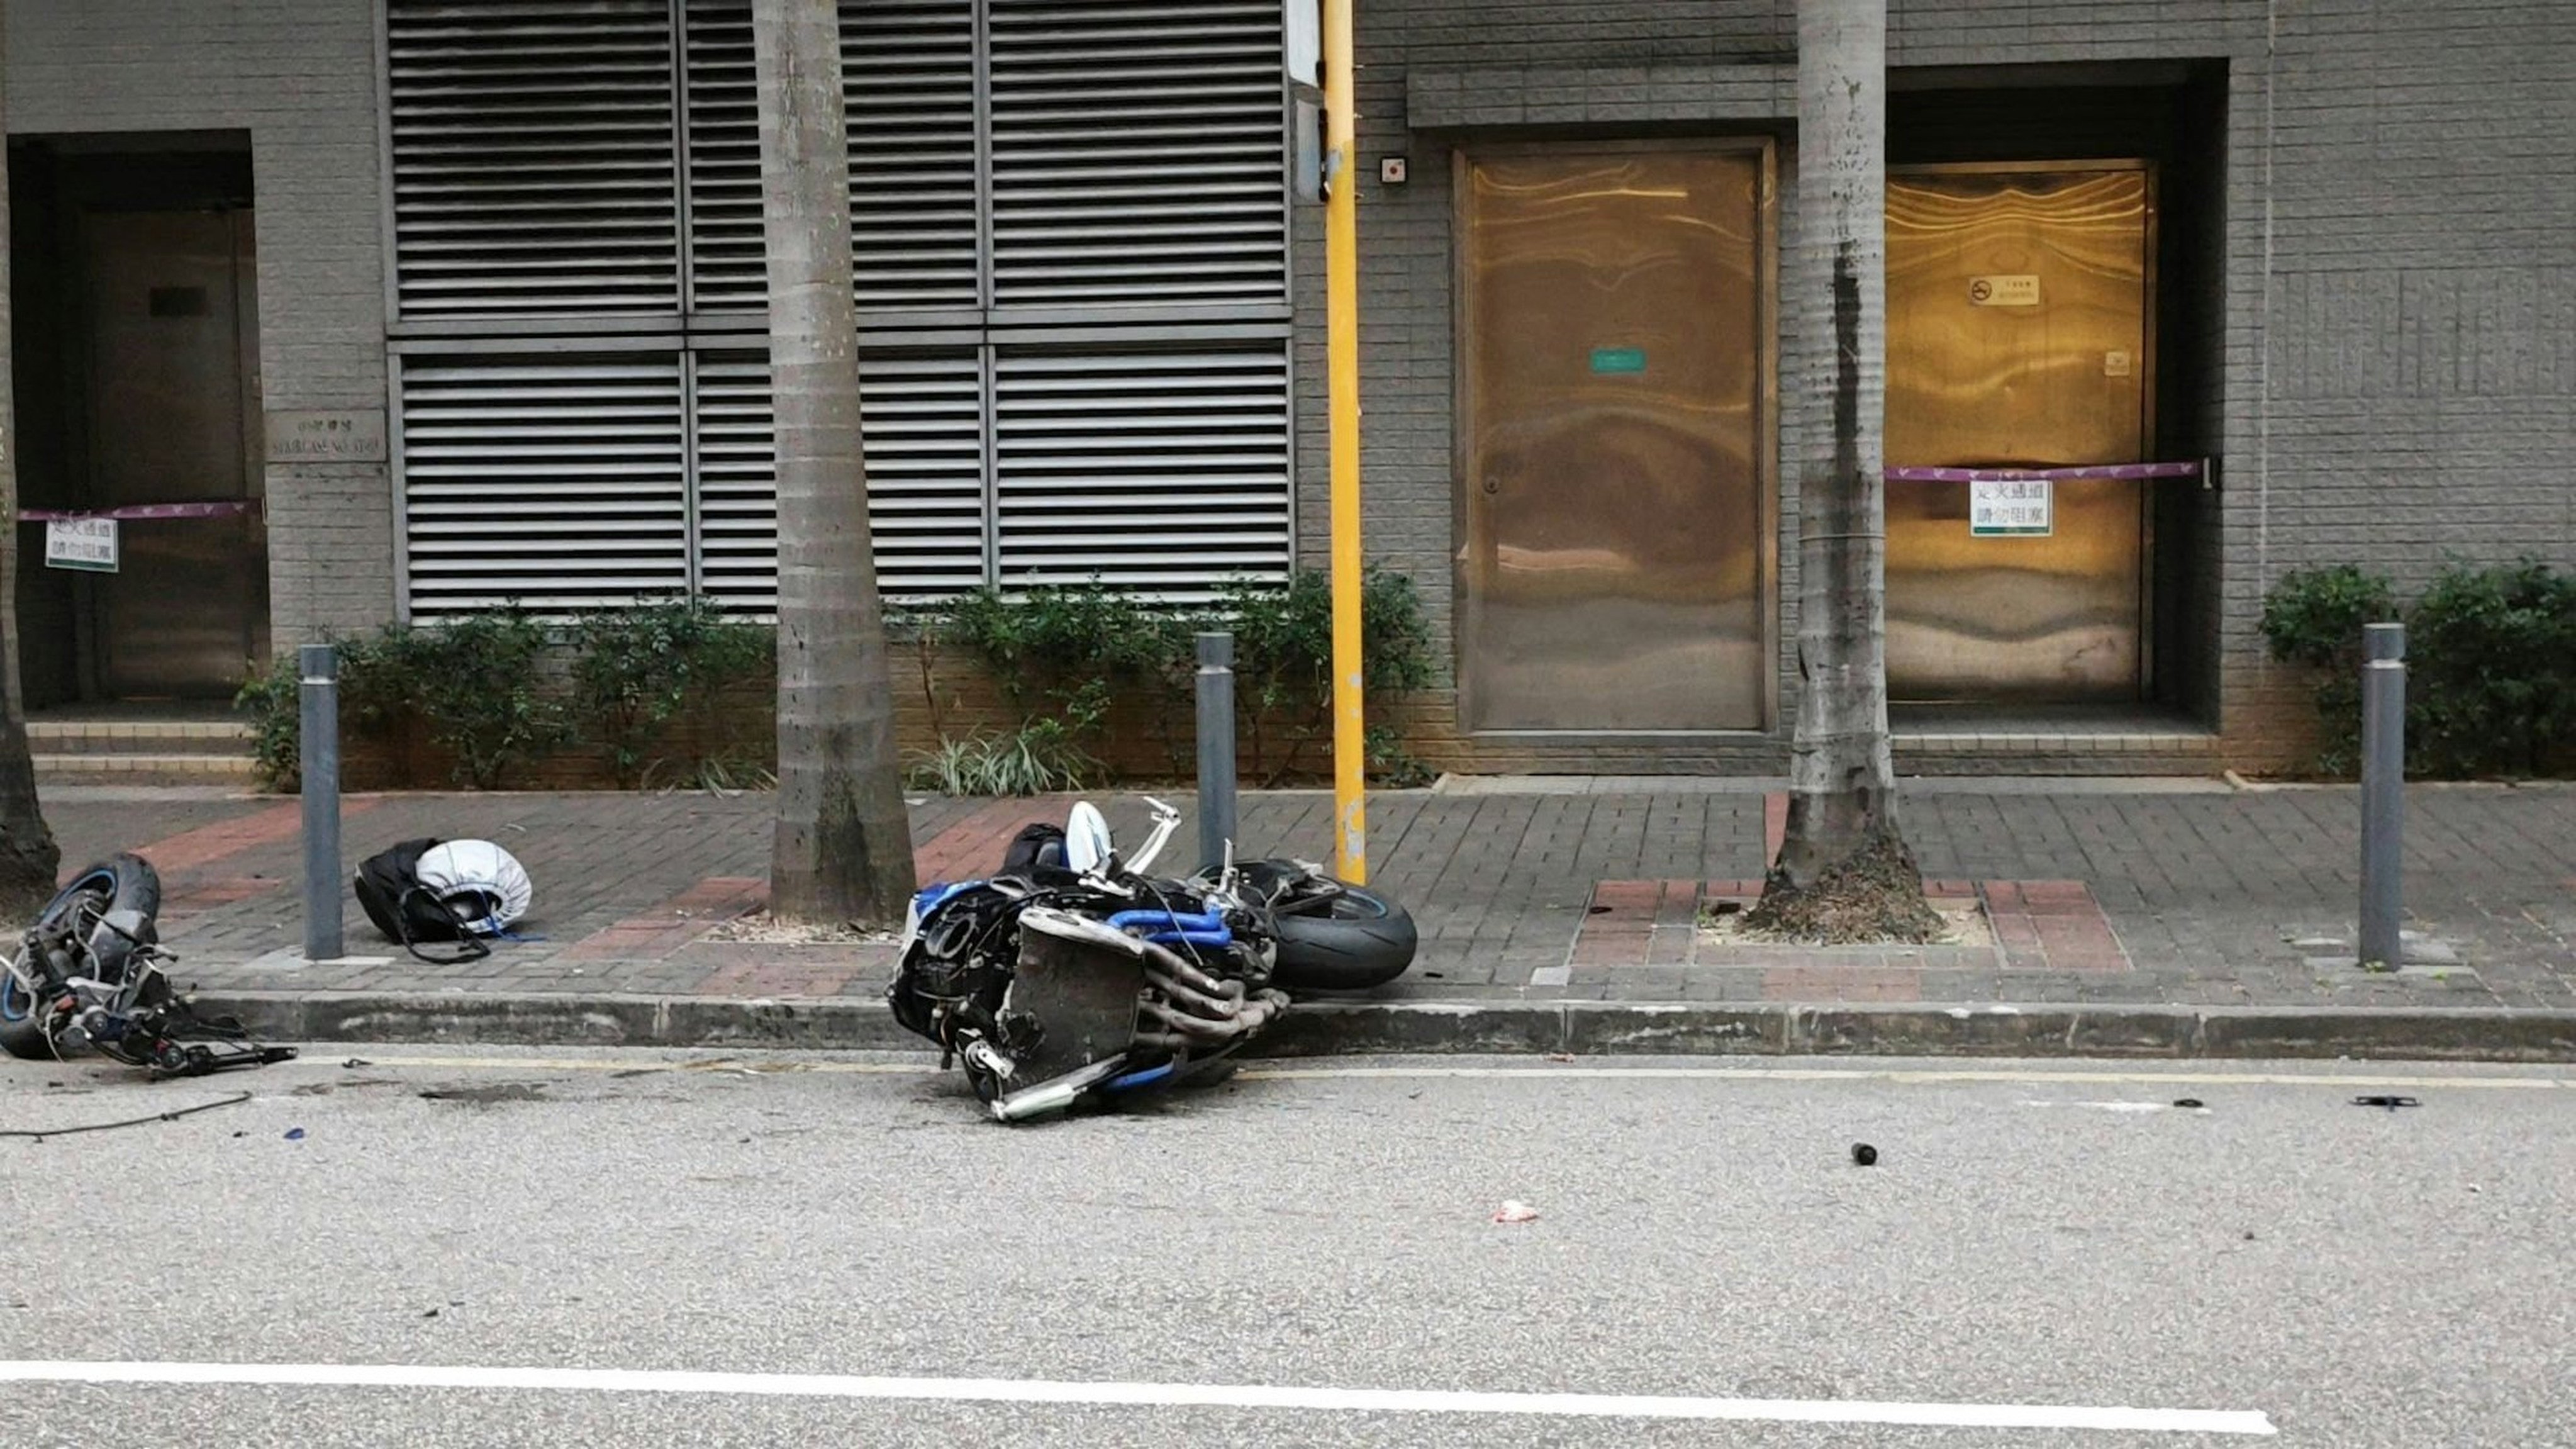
xmin=1763 ymin=792 xmax=1787 ymax=867
xmin=160 ymin=876 xmax=281 ymax=921
xmin=912 ymin=795 xmax=1073 ymax=885
xmin=51 ymin=784 xmax=2576 ymax=1035
xmin=85 ymin=798 xmax=383 ymax=883
xmin=556 ymin=801 xmax=1069 ymax=963
xmin=560 ymin=876 xmax=767 ymax=962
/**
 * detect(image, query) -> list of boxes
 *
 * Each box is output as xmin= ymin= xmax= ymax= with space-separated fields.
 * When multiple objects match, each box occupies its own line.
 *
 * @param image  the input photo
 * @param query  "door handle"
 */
xmin=1481 ymin=476 xmax=1501 ymax=496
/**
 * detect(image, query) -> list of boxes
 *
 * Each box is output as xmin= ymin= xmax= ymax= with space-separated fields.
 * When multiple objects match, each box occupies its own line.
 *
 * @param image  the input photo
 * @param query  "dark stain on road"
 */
xmin=418 ymin=1082 xmax=554 ymax=1106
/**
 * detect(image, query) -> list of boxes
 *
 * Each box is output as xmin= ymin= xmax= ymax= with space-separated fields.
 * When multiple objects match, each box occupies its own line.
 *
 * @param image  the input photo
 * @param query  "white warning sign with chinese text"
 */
xmin=1968 ymin=479 xmax=2052 ymax=537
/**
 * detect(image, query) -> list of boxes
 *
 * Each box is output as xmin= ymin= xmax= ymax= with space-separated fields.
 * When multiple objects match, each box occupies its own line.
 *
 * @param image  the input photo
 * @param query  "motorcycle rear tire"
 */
xmin=2 ymin=853 xmax=162 ymax=1061
xmin=1269 ymin=881 xmax=1417 ymax=992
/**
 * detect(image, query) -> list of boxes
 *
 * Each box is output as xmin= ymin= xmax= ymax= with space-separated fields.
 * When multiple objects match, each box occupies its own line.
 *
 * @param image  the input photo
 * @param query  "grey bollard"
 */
xmin=2359 ymin=622 xmax=2405 ymax=971
xmin=1196 ymin=632 xmax=1238 ymax=874
xmin=299 ymin=643 xmax=343 ymax=963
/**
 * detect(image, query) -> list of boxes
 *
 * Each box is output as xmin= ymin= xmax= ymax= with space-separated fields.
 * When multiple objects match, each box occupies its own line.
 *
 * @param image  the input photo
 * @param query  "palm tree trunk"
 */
xmin=751 ymin=0 xmax=914 ymax=925
xmin=1753 ymin=0 xmax=1935 ymax=940
xmin=0 ymin=3 xmax=66 ymax=914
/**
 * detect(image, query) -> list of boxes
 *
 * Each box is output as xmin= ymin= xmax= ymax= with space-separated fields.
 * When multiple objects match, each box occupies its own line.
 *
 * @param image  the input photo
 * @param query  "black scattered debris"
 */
xmin=423 ymin=1308 xmax=440 ymax=1319
xmin=2173 ymin=1098 xmax=2205 ymax=1109
xmin=343 ymin=1058 xmax=373 ymax=1070
xmin=2243 ymin=1231 xmax=2258 ymax=1241
xmin=2353 ymin=1095 xmax=2421 ymax=1111
xmin=1 ymin=1091 xmax=255 ymax=1142
xmin=1851 ymin=1143 xmax=1878 ymax=1166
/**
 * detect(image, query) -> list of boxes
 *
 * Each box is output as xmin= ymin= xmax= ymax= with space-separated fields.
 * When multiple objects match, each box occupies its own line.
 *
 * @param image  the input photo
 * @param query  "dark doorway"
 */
xmin=10 ymin=135 xmax=268 ymax=705
xmin=1886 ymin=63 xmax=2230 ymax=730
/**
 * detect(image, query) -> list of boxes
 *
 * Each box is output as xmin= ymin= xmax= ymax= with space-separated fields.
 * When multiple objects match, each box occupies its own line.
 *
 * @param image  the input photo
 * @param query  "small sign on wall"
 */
xmin=1969 ymin=479 xmax=2051 ymax=537
xmin=1967 ymin=274 xmax=2040 ymax=307
xmin=44 ymin=517 xmax=119 ymax=573
xmin=267 ymin=408 xmax=389 ymax=464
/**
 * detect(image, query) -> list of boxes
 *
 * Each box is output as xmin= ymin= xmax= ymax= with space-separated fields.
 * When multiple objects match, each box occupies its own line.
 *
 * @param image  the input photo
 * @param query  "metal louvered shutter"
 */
xmin=992 ymin=345 xmax=1291 ymax=593
xmin=985 ymin=0 xmax=1288 ymax=308
xmin=689 ymin=353 xmax=779 ymax=605
xmin=682 ymin=0 xmax=981 ymax=315
xmin=679 ymin=0 xmax=764 ymax=313
xmin=386 ymin=2 xmax=1296 ymax=618
xmin=386 ymin=1 xmax=680 ymax=318
xmin=842 ymin=0 xmax=984 ymax=310
xmin=401 ymin=355 xmax=690 ymax=616
xmin=691 ymin=352 xmax=991 ymax=612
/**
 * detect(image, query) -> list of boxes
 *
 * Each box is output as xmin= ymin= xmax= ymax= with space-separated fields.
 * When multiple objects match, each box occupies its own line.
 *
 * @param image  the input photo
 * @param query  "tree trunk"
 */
xmin=1752 ymin=0 xmax=1935 ymax=941
xmin=752 ymin=0 xmax=915 ymax=926
xmin=0 ymin=3 xmax=66 ymax=915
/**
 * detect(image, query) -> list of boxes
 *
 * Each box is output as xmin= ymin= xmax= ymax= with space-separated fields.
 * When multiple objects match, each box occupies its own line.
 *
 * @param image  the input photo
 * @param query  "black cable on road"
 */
xmin=3 ymin=1090 xmax=254 ymax=1141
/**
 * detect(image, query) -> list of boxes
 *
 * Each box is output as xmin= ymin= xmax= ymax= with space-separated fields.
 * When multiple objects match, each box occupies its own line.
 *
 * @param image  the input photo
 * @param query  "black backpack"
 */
xmin=1000 ymin=822 xmax=1068 ymax=875
xmin=353 ymin=837 xmax=492 ymax=964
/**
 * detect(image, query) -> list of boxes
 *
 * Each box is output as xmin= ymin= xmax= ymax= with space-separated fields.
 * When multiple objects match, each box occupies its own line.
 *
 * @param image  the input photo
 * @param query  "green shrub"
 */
xmin=2263 ymin=560 xmax=2576 ymax=779
xmin=2260 ymin=565 xmax=2397 ymax=776
xmin=1366 ymin=723 xmax=1436 ymax=789
xmin=233 ymin=635 xmax=423 ymax=791
xmin=942 ymin=581 xmax=1195 ymax=766
xmin=397 ymin=607 xmax=575 ymax=789
xmin=571 ymin=596 xmax=772 ymax=788
xmin=1224 ymin=566 xmax=1436 ymax=785
xmin=2407 ymin=561 xmax=2576 ymax=777
xmin=925 ymin=566 xmax=1437 ymax=788
xmin=906 ymin=723 xmax=1097 ymax=797
xmin=234 ymin=655 xmax=303 ymax=791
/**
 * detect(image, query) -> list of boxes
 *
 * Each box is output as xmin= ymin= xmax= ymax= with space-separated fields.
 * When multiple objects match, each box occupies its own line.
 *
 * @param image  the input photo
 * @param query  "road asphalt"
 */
xmin=3 ymin=1048 xmax=2570 ymax=1446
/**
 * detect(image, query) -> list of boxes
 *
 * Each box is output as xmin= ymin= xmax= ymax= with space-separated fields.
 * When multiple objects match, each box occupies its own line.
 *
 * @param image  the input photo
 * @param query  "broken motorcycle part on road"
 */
xmin=4 ymin=854 xmax=296 ymax=1078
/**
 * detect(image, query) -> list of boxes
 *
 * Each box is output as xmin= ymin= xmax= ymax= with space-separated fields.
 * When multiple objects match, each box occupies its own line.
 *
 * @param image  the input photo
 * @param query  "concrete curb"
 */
xmin=191 ymin=990 xmax=2576 ymax=1063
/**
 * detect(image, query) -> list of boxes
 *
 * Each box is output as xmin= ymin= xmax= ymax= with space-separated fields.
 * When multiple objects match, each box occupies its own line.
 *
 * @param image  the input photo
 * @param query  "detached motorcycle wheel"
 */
xmin=0 ymin=970 xmax=48 ymax=1061
xmin=1269 ymin=881 xmax=1418 ymax=992
xmin=2 ymin=854 xmax=162 ymax=1061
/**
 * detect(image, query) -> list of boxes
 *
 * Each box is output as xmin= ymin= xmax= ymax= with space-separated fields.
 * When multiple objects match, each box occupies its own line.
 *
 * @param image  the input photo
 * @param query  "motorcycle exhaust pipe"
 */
xmin=1139 ymin=943 xmax=1238 ymax=998
xmin=1138 ymin=998 xmax=1236 ymax=1040
xmin=988 ymin=1056 xmax=1130 ymax=1124
xmin=1140 ymin=966 xmax=1244 ymax=1021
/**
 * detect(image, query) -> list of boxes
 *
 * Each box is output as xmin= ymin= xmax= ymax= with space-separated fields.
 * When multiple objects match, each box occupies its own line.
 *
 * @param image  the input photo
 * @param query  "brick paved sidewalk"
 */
xmin=31 ymin=778 xmax=2576 ymax=1019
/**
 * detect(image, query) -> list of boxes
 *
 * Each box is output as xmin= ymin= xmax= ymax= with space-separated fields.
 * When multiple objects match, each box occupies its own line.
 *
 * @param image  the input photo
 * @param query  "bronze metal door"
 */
xmin=83 ymin=208 xmax=267 ymax=698
xmin=1459 ymin=147 xmax=1769 ymax=732
xmin=1883 ymin=164 xmax=2151 ymax=703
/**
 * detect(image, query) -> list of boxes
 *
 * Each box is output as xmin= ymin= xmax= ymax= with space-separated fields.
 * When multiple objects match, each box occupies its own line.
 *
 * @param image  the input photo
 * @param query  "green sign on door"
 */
xmin=1588 ymin=346 xmax=1647 ymax=376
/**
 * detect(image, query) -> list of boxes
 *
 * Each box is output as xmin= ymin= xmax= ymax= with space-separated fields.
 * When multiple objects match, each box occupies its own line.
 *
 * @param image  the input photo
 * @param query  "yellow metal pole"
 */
xmin=1324 ymin=0 xmax=1365 ymax=883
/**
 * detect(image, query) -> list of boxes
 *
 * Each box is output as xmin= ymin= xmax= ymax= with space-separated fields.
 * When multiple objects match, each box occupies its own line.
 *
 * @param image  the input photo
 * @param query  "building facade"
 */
xmin=6 ymin=1 xmax=2571 ymax=775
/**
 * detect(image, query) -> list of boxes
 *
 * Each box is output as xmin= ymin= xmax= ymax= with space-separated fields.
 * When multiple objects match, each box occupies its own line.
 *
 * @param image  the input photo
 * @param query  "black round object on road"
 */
xmin=1851 ymin=1143 xmax=1878 ymax=1166
xmin=1268 ymin=881 xmax=1419 ymax=992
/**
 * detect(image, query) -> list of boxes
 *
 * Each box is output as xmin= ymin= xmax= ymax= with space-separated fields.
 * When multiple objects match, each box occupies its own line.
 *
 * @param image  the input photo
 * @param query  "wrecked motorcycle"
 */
xmin=889 ymin=796 xmax=1423 ymax=1121
xmin=889 ymin=798 xmax=1298 ymax=1122
xmin=1 ymin=853 xmax=296 ymax=1075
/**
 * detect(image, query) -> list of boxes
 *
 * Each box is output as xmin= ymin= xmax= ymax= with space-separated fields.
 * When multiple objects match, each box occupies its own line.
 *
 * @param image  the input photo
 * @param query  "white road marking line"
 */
xmin=315 ymin=1055 xmax=940 ymax=1075
xmin=1238 ymin=1065 xmax=2568 ymax=1090
xmin=0 ymin=1361 xmax=2277 ymax=1435
xmin=267 ymin=1055 xmax=2570 ymax=1091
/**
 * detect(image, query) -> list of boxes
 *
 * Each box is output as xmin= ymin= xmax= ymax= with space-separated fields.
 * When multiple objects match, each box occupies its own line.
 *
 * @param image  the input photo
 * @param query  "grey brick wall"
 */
xmin=6 ymin=0 xmax=393 ymax=646
xmin=2225 ymin=0 xmax=2576 ymax=763
xmin=11 ymin=1 xmax=2568 ymax=771
xmin=1302 ymin=0 xmax=2575 ymax=773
